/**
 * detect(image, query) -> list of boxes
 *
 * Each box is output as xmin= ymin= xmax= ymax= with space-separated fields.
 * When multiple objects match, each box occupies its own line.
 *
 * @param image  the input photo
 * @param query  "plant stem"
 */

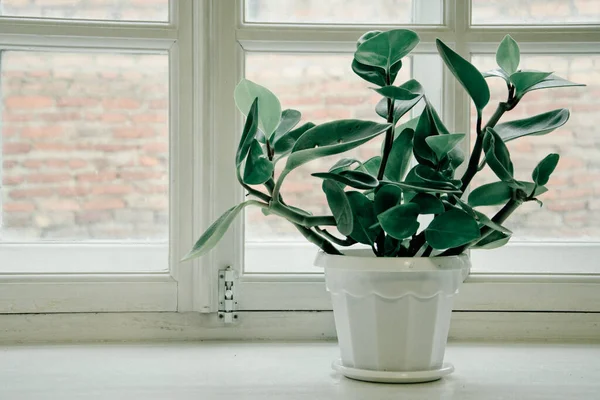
xmin=294 ymin=224 xmax=342 ymax=255
xmin=459 ymin=111 xmax=484 ymax=193
xmin=269 ymin=202 xmax=336 ymax=227
xmin=315 ymin=227 xmax=356 ymax=247
xmin=263 ymin=179 xmax=341 ymax=255
xmin=237 ymin=170 xmax=271 ymax=203
xmin=376 ymin=74 xmax=394 ymax=180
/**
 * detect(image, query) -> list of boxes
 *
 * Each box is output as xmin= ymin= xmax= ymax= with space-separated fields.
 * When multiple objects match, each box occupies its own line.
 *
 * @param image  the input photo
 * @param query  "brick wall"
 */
xmin=1 ymin=51 xmax=169 ymax=240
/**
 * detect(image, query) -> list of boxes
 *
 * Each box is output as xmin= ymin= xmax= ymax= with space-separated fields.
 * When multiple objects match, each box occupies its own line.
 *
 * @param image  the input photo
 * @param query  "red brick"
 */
xmin=101 ymin=113 xmax=128 ymax=123
xmin=325 ymin=96 xmax=368 ymax=106
xmin=40 ymin=199 xmax=80 ymax=211
xmin=572 ymin=104 xmax=599 ymax=112
xmin=131 ymin=113 xmax=168 ymax=123
xmin=58 ymin=187 xmax=91 ymax=197
xmin=33 ymin=142 xmax=74 ymax=152
xmin=3 ymin=202 xmax=35 ymax=212
xmin=76 ymin=171 xmax=117 ymax=182
xmin=142 ymin=142 xmax=168 ymax=153
xmin=113 ymin=127 xmax=155 ymax=139
xmin=91 ymin=185 xmax=133 ymax=195
xmin=40 ymin=112 xmax=81 ymax=122
xmin=22 ymin=160 xmax=43 ymax=169
xmin=572 ymin=173 xmax=600 ymax=185
xmin=21 ymin=126 xmax=63 ymax=139
xmin=83 ymin=198 xmax=126 ymax=210
xmin=140 ymin=156 xmax=160 ymax=166
xmin=57 ymin=97 xmax=99 ymax=107
xmin=4 ymin=143 xmax=31 ymax=155
xmin=3 ymin=176 xmax=24 ymax=186
xmin=2 ymin=127 xmax=19 ymax=138
xmin=68 ymin=159 xmax=87 ymax=169
xmin=2 ymin=113 xmax=33 ymax=122
xmin=137 ymin=184 xmax=168 ymax=194
xmin=120 ymin=171 xmax=164 ymax=180
xmin=5 ymin=96 xmax=54 ymax=109
xmin=9 ymin=188 xmax=55 ymax=199
xmin=556 ymin=156 xmax=585 ymax=170
xmin=103 ymin=98 xmax=141 ymax=110
xmin=93 ymin=144 xmax=137 ymax=152
xmin=27 ymin=173 xmax=71 ymax=183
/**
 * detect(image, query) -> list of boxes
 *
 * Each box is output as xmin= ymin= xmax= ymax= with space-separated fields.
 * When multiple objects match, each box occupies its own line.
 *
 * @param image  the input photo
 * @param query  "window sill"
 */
xmin=2 ymin=341 xmax=599 ymax=399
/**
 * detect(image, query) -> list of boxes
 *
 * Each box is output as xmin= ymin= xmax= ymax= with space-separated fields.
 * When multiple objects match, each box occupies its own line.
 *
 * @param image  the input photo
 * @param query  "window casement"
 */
xmin=0 ymin=0 xmax=212 ymax=314
xmin=2 ymin=0 xmax=600 ymax=320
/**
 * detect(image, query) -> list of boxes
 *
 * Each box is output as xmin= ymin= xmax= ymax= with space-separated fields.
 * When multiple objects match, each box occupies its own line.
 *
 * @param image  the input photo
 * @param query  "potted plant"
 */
xmin=183 ymin=30 xmax=583 ymax=383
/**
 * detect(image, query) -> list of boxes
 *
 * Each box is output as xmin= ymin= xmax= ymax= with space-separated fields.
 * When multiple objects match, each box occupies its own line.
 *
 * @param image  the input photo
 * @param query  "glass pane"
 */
xmin=0 ymin=0 xmax=168 ymax=21
xmin=245 ymin=0 xmax=443 ymax=24
xmin=244 ymin=52 xmax=419 ymax=273
xmin=1 ymin=51 xmax=169 ymax=242
xmin=472 ymin=0 xmax=600 ymax=25
xmin=470 ymin=54 xmax=596 ymax=240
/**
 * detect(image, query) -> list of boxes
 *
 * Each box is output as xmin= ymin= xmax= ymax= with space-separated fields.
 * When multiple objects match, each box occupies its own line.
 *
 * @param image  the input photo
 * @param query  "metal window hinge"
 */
xmin=218 ymin=267 xmax=238 ymax=323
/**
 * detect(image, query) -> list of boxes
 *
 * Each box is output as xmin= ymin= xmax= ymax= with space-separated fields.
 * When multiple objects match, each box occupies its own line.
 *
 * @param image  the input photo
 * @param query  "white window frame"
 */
xmin=206 ymin=0 xmax=600 ymax=314
xmin=0 ymin=0 xmax=216 ymax=314
xmin=2 ymin=0 xmax=600 ymax=324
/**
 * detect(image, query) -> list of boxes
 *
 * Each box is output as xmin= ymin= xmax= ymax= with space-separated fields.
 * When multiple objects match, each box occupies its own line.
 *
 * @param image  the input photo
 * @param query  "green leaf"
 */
xmin=526 ymin=74 xmax=585 ymax=93
xmin=483 ymin=68 xmax=510 ymax=83
xmin=510 ymin=71 xmax=553 ymax=98
xmin=183 ymin=201 xmax=257 ymax=260
xmin=271 ymin=109 xmax=301 ymax=144
xmin=518 ymin=181 xmax=548 ymax=197
xmin=410 ymin=193 xmax=444 ymax=214
xmin=532 ymin=153 xmax=560 ymax=186
xmin=436 ymin=38 xmax=490 ymax=111
xmin=413 ymin=104 xmax=438 ymax=166
xmin=322 ymin=180 xmax=353 ymax=236
xmin=425 ymin=209 xmax=481 ymax=250
xmin=385 ymin=128 xmax=414 ymax=182
xmin=354 ymin=29 xmax=420 ymax=71
xmin=393 ymin=115 xmax=420 ymax=137
xmin=496 ymin=35 xmax=520 ymax=75
xmin=473 ymin=209 xmax=512 ymax=235
xmin=356 ymin=30 xmax=383 ymax=47
xmin=273 ymin=122 xmax=315 ymax=160
xmin=373 ymin=85 xmax=420 ymax=101
xmin=313 ymin=170 xmax=378 ymax=190
xmin=352 ymin=59 xmax=403 ymax=87
xmin=284 ymin=120 xmax=390 ymax=173
xmin=468 ymin=181 xmax=513 ymax=207
xmin=378 ymin=203 xmax=420 ymax=240
xmin=374 ymin=185 xmax=402 ymax=215
xmin=425 ymin=133 xmax=465 ymax=162
xmin=472 ymin=231 xmax=511 ymax=250
xmin=375 ymin=79 xmax=424 ymax=123
xmin=234 ymin=79 xmax=282 ymax=138
xmin=483 ymin=127 xmax=515 ymax=182
xmin=329 ymin=157 xmax=363 ymax=173
xmin=362 ymin=156 xmax=382 ymax=176
xmin=243 ymin=140 xmax=274 ymax=185
xmin=346 ymin=191 xmax=380 ymax=245
xmin=493 ymin=109 xmax=569 ymax=142
xmin=411 ymin=165 xmax=460 ymax=189
xmin=380 ymin=180 xmax=462 ymax=194
xmin=236 ymin=98 xmax=259 ymax=167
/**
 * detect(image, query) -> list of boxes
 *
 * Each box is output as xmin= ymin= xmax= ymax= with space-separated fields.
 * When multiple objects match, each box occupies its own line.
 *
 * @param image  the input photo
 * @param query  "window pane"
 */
xmin=245 ymin=0 xmax=443 ymax=24
xmin=0 ymin=0 xmax=168 ymax=21
xmin=470 ymin=54 xmax=596 ymax=240
xmin=472 ymin=0 xmax=600 ymax=25
xmin=243 ymin=52 xmax=416 ymax=273
xmin=1 ymin=51 xmax=169 ymax=242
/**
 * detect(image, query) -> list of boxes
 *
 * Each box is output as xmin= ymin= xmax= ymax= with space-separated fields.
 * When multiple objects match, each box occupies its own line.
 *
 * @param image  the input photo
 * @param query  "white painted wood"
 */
xmin=2 ymin=342 xmax=600 ymax=399
xmin=0 ymin=243 xmax=167 ymax=273
xmin=0 ymin=275 xmax=177 ymax=313
xmin=1 ymin=311 xmax=599 ymax=343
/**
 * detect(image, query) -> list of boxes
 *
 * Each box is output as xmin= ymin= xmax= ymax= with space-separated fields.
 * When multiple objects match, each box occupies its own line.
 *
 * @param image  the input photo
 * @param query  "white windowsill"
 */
xmin=1 ymin=342 xmax=599 ymax=399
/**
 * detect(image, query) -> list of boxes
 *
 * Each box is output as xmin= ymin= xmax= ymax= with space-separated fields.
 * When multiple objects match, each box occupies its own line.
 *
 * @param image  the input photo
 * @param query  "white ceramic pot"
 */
xmin=315 ymin=249 xmax=470 ymax=382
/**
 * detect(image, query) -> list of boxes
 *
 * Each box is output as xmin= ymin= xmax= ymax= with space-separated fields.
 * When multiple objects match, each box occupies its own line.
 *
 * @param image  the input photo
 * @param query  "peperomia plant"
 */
xmin=183 ymin=30 xmax=584 ymax=260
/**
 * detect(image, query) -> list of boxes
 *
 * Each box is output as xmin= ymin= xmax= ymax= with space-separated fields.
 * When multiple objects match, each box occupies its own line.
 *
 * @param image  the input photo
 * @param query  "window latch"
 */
xmin=218 ymin=267 xmax=237 ymax=323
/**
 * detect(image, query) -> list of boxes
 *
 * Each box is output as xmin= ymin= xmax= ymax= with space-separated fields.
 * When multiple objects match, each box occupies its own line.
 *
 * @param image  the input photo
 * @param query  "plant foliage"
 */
xmin=184 ymin=30 xmax=583 ymax=261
